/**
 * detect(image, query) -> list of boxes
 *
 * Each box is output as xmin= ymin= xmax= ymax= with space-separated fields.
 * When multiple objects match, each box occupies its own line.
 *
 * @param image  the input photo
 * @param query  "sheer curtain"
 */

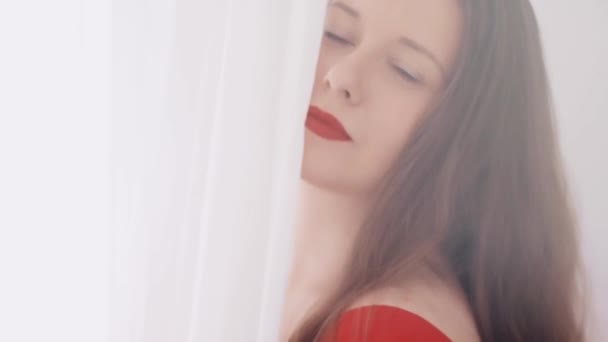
xmin=0 ymin=0 xmax=110 ymax=341
xmin=111 ymin=1 xmax=326 ymax=341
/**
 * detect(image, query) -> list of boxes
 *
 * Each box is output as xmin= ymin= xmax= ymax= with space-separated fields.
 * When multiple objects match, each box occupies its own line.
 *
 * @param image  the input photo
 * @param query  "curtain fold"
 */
xmin=111 ymin=1 xmax=327 ymax=341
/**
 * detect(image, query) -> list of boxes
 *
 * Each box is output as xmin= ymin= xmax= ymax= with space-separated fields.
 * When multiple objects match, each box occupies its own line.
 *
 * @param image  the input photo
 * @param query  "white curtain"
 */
xmin=111 ymin=1 xmax=326 ymax=341
xmin=0 ymin=0 xmax=110 ymax=341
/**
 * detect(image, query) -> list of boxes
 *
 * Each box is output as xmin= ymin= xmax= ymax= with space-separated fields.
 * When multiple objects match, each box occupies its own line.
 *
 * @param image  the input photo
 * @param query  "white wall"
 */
xmin=532 ymin=1 xmax=608 ymax=340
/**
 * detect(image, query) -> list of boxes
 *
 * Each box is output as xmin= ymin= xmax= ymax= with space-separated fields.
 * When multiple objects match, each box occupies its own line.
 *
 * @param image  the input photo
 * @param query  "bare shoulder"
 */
xmin=348 ymin=273 xmax=481 ymax=342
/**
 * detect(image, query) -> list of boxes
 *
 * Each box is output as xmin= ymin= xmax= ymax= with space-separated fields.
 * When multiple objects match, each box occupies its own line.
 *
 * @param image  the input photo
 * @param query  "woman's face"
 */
xmin=302 ymin=0 xmax=463 ymax=195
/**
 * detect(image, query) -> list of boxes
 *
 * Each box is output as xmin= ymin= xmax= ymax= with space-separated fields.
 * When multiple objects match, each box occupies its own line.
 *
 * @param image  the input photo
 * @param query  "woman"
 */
xmin=281 ymin=0 xmax=584 ymax=341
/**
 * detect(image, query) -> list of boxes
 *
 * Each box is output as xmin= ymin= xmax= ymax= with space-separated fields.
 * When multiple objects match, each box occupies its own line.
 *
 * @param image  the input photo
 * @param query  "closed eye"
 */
xmin=390 ymin=64 xmax=421 ymax=83
xmin=324 ymin=31 xmax=352 ymax=45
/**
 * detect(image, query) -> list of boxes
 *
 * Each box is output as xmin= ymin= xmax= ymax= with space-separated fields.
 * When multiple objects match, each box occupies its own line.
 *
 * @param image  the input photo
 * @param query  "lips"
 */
xmin=305 ymin=106 xmax=352 ymax=141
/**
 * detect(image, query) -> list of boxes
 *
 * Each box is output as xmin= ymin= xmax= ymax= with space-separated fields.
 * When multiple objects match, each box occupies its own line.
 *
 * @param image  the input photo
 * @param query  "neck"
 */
xmin=289 ymin=180 xmax=371 ymax=295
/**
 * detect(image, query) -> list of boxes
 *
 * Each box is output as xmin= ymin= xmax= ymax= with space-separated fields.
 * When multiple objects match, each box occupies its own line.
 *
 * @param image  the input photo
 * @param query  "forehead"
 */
xmin=328 ymin=0 xmax=463 ymax=69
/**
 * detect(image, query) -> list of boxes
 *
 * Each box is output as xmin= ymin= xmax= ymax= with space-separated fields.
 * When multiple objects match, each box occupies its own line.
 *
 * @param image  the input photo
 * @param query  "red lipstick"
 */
xmin=305 ymin=105 xmax=352 ymax=141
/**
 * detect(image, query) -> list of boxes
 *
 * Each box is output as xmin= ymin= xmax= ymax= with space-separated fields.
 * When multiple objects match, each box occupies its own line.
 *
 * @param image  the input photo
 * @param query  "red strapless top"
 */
xmin=320 ymin=305 xmax=451 ymax=342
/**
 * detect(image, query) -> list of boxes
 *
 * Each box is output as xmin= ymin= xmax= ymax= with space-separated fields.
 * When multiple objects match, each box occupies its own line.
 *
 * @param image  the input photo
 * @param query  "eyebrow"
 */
xmin=329 ymin=1 xmax=360 ymax=18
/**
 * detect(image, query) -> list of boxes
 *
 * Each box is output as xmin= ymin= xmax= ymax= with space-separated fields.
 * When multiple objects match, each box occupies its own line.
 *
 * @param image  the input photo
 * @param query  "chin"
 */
xmin=300 ymin=159 xmax=346 ymax=193
xmin=300 ymin=160 xmax=335 ymax=190
xmin=300 ymin=159 xmax=372 ymax=196
xmin=300 ymin=134 xmax=380 ymax=195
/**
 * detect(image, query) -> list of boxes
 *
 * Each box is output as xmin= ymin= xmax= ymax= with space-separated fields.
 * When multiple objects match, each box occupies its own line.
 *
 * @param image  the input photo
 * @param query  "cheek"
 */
xmin=361 ymin=93 xmax=432 ymax=171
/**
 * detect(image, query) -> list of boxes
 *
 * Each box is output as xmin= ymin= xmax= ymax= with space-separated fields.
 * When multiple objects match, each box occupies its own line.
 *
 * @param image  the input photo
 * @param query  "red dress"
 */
xmin=320 ymin=305 xmax=451 ymax=342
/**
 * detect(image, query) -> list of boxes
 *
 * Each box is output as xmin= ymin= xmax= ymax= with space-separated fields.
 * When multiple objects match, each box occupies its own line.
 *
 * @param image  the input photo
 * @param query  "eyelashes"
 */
xmin=323 ymin=31 xmax=421 ymax=84
xmin=390 ymin=64 xmax=420 ymax=83
xmin=324 ymin=31 xmax=353 ymax=45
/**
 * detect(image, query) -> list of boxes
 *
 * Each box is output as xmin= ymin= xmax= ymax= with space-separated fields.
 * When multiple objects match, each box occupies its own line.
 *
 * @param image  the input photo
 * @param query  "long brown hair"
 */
xmin=290 ymin=0 xmax=585 ymax=341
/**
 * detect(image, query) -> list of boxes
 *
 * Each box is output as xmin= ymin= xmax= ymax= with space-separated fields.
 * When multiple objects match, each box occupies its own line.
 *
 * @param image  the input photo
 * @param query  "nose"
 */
xmin=322 ymin=55 xmax=364 ymax=105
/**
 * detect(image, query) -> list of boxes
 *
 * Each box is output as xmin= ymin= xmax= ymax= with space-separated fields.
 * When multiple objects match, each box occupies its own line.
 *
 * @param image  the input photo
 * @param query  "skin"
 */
xmin=280 ymin=1 xmax=480 ymax=341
